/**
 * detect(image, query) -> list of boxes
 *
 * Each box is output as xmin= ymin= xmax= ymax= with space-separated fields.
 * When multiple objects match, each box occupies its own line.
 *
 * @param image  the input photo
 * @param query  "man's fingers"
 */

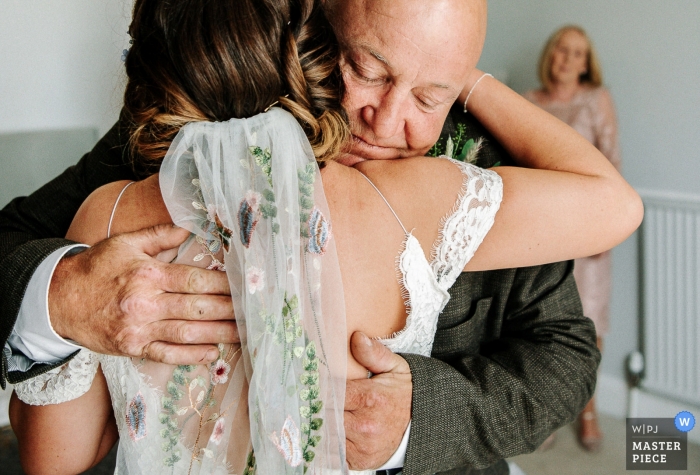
xmin=148 ymin=320 xmax=240 ymax=346
xmin=118 ymin=224 xmax=191 ymax=257
xmin=153 ymin=293 xmax=234 ymax=321
xmin=141 ymin=341 xmax=221 ymax=365
xmin=350 ymin=332 xmax=409 ymax=375
xmin=160 ymin=263 xmax=232 ymax=295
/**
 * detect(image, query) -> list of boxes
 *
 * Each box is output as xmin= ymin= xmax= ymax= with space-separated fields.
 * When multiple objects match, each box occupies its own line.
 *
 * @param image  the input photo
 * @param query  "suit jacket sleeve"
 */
xmin=0 ymin=115 xmax=135 ymax=387
xmin=401 ymin=107 xmax=601 ymax=475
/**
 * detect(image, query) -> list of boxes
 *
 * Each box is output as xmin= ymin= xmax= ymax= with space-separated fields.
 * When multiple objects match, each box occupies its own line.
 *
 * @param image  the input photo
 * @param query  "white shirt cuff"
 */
xmin=5 ymin=245 xmax=89 ymax=372
xmin=376 ymin=420 xmax=410 ymax=470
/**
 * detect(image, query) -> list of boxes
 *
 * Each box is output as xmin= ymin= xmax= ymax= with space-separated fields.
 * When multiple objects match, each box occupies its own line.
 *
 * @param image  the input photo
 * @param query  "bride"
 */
xmin=10 ymin=0 xmax=642 ymax=473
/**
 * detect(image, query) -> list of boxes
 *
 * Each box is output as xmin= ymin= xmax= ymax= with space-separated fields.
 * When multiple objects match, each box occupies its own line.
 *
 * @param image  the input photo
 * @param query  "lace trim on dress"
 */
xmin=377 ymin=154 xmax=503 ymax=357
xmin=429 ymin=155 xmax=503 ymax=288
xmin=13 ymin=349 xmax=99 ymax=405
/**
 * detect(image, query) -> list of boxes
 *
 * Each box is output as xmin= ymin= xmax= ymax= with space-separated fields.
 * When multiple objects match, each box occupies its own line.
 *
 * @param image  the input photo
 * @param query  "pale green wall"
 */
xmin=478 ymin=0 xmax=700 ymax=381
xmin=0 ymin=0 xmax=130 ymax=136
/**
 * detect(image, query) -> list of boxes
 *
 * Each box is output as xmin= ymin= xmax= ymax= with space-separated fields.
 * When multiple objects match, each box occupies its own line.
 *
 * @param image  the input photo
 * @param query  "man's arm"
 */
xmin=403 ymin=262 xmax=600 ymax=474
xmin=0 ymin=115 xmax=238 ymax=388
xmin=0 ymin=118 xmax=134 ymax=386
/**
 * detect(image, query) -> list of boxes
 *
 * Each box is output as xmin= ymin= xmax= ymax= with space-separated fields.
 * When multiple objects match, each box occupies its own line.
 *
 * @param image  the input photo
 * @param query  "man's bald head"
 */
xmin=327 ymin=0 xmax=488 ymax=164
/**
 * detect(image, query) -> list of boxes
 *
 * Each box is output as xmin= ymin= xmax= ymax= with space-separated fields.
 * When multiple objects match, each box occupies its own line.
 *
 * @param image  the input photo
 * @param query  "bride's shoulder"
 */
xmin=355 ymin=156 xmax=464 ymax=192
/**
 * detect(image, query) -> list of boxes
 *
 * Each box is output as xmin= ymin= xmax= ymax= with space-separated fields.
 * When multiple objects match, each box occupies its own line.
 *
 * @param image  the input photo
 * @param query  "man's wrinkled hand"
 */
xmin=49 ymin=224 xmax=238 ymax=364
xmin=345 ymin=332 xmax=412 ymax=470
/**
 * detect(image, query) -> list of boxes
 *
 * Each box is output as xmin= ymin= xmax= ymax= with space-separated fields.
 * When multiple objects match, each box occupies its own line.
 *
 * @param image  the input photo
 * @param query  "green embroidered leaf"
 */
xmin=160 ymin=428 xmax=170 ymax=439
xmin=294 ymin=346 xmax=305 ymax=358
xmin=161 ymin=396 xmax=174 ymax=411
xmin=167 ymin=381 xmax=183 ymax=401
xmin=303 ymin=449 xmax=316 ymax=462
xmin=308 ymin=435 xmax=321 ymax=447
xmin=303 ymin=358 xmax=318 ymax=372
xmin=309 ymin=386 xmax=320 ymax=399
xmin=158 ymin=413 xmax=170 ymax=424
xmin=288 ymin=295 xmax=299 ymax=309
xmin=271 ymin=222 xmax=280 ymax=234
xmin=172 ymin=368 xmax=186 ymax=385
xmin=299 ymin=196 xmax=314 ymax=210
xmin=310 ymin=400 xmax=323 ymax=415
xmin=309 ymin=417 xmax=323 ymax=431
xmin=167 ymin=417 xmax=178 ymax=431
xmin=262 ymin=188 xmax=275 ymax=202
xmin=299 ymin=183 xmax=313 ymax=197
xmin=260 ymin=203 xmax=277 ymax=218
xmin=304 ymin=450 xmax=316 ymax=463
xmin=305 ymin=341 xmax=316 ymax=360
xmin=301 ymin=422 xmax=311 ymax=435
xmin=300 ymin=406 xmax=311 ymax=418
xmin=301 ymin=372 xmax=319 ymax=386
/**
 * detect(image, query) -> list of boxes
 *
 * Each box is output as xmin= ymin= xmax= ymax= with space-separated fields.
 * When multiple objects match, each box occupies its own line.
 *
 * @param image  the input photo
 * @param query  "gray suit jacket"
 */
xmin=0 ymin=107 xmax=599 ymax=475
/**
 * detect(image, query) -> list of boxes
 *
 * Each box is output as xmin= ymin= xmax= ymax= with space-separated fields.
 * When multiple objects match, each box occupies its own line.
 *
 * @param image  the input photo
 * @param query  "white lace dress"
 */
xmin=15 ymin=157 xmax=502 ymax=474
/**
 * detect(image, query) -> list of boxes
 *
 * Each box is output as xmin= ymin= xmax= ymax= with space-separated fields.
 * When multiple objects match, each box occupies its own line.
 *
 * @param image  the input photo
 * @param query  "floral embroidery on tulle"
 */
xmin=249 ymin=146 xmax=273 ymax=187
xmin=297 ymin=164 xmax=316 ymax=238
xmin=210 ymin=359 xmax=231 ymax=385
xmin=126 ymin=392 xmax=147 ymax=441
xmin=191 ymin=179 xmax=229 ymax=268
xmin=209 ymin=417 xmax=226 ymax=445
xmin=307 ymin=207 xmax=331 ymax=255
xmin=246 ymin=266 xmax=265 ymax=294
xmin=238 ymin=197 xmax=260 ymax=248
xmin=159 ymin=344 xmax=242 ymax=470
xmin=271 ymin=415 xmax=303 ymax=467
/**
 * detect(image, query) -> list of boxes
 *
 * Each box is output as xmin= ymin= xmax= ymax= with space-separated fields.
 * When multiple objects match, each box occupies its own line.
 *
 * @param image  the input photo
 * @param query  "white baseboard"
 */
xmin=597 ymin=373 xmax=700 ymax=444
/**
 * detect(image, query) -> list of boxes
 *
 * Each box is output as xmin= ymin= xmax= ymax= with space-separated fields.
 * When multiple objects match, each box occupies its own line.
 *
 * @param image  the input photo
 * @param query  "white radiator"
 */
xmin=640 ymin=190 xmax=700 ymax=406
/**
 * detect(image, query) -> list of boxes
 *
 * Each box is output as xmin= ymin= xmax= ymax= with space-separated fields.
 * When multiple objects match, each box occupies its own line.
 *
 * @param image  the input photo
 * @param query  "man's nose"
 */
xmin=361 ymin=86 xmax=406 ymax=140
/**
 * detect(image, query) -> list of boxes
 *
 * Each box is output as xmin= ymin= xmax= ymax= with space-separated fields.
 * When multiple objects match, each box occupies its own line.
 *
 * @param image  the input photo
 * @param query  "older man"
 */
xmin=0 ymin=1 xmax=598 ymax=474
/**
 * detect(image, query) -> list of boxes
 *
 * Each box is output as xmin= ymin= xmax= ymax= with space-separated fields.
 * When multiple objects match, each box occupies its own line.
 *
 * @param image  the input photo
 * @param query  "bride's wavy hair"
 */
xmin=124 ymin=0 xmax=349 ymax=177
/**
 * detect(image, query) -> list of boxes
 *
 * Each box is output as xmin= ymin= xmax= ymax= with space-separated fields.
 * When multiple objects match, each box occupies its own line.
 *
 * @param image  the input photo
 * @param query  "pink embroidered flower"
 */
xmin=246 ymin=266 xmax=265 ymax=294
xmin=245 ymin=190 xmax=263 ymax=213
xmin=207 ymin=260 xmax=226 ymax=272
xmin=210 ymin=417 xmax=226 ymax=445
xmin=210 ymin=359 xmax=231 ymax=385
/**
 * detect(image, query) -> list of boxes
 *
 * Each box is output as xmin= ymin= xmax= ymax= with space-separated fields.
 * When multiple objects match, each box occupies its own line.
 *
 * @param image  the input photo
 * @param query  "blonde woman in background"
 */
xmin=525 ymin=25 xmax=621 ymax=452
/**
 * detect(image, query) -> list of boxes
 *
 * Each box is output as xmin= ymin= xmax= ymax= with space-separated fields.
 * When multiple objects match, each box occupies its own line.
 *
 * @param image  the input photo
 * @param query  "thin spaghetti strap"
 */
xmin=107 ymin=181 xmax=135 ymax=238
xmin=357 ymin=172 xmax=409 ymax=235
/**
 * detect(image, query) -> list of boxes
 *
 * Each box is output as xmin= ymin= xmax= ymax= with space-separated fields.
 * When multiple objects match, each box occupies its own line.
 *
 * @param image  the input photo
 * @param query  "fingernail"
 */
xmin=358 ymin=332 xmax=372 ymax=346
xmin=206 ymin=349 xmax=219 ymax=361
